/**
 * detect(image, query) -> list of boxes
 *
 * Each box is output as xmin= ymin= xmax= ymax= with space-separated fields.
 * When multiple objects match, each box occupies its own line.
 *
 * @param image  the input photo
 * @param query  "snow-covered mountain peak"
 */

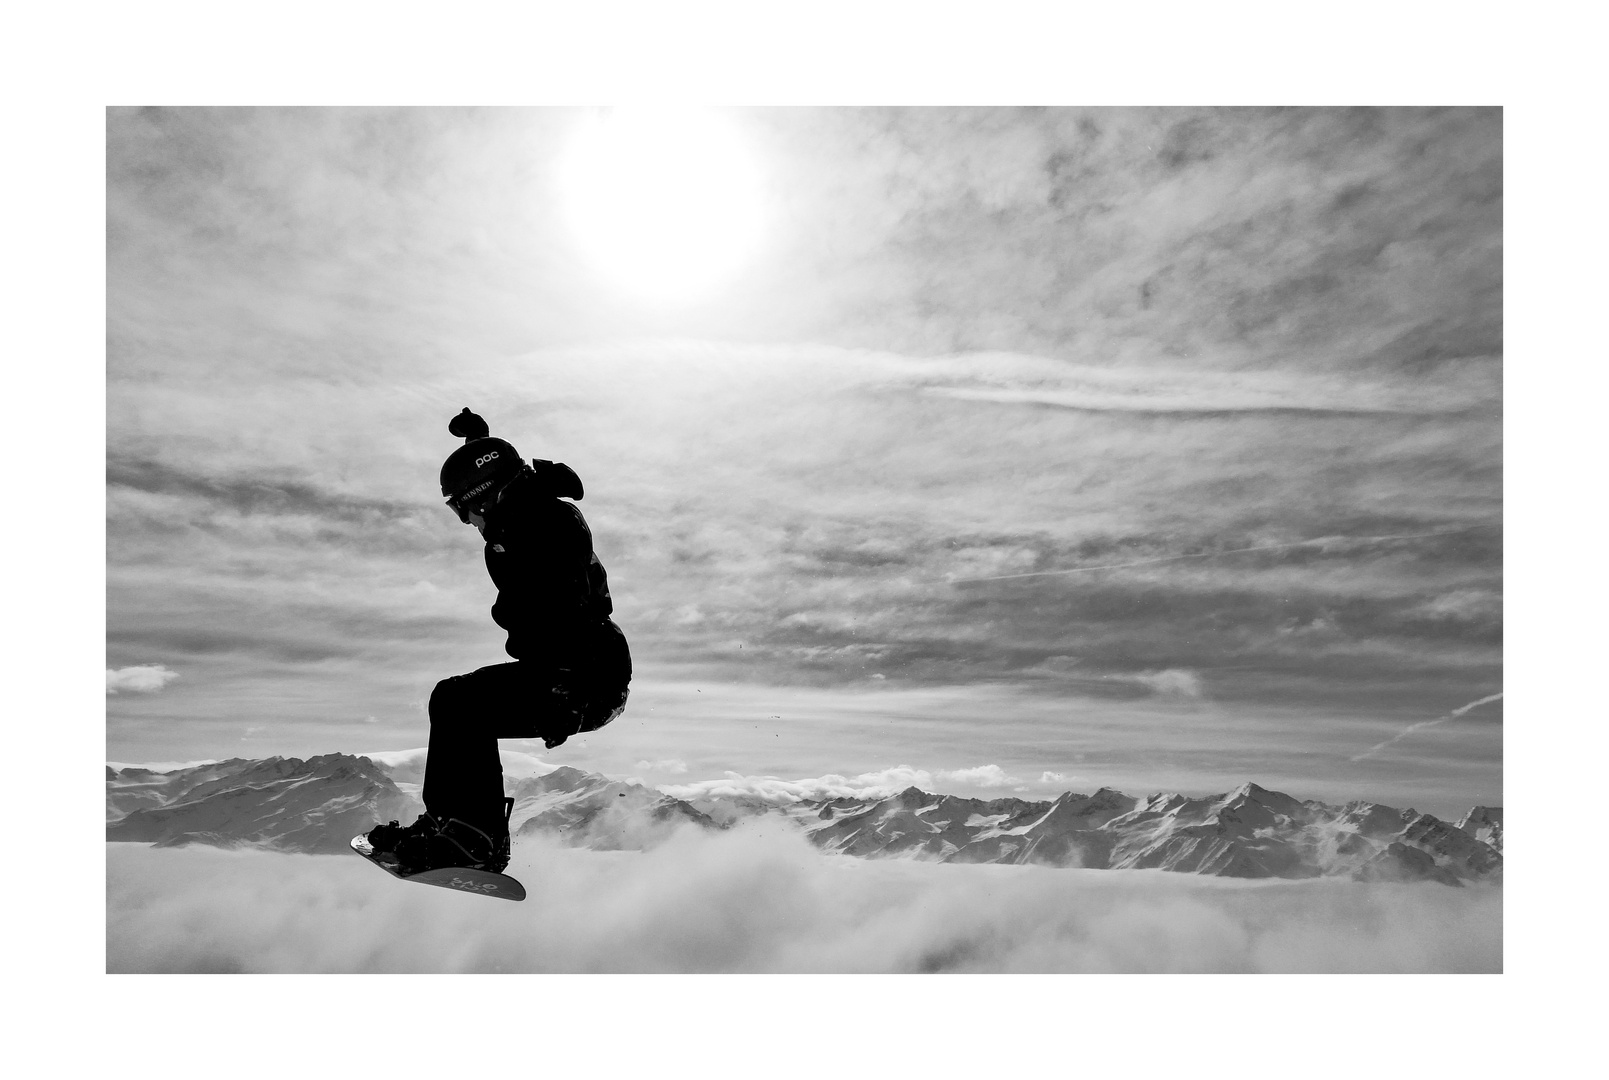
xmin=1458 ymin=806 xmax=1502 ymax=830
xmin=1455 ymin=805 xmax=1503 ymax=853
xmin=1222 ymin=782 xmax=1307 ymax=816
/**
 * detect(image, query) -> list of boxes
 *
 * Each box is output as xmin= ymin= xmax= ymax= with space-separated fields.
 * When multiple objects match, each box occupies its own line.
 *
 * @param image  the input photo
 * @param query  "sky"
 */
xmin=106 ymin=106 xmax=1502 ymax=818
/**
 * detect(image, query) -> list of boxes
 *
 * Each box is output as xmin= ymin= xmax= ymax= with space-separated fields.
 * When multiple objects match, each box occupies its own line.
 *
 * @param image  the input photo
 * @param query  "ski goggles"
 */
xmin=445 ymin=477 xmax=500 ymax=524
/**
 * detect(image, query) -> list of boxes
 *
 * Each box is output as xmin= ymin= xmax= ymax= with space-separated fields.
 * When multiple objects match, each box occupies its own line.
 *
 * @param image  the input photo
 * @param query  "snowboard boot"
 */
xmin=363 ymin=817 xmax=417 ymax=862
xmin=368 ymin=800 xmax=512 ymax=875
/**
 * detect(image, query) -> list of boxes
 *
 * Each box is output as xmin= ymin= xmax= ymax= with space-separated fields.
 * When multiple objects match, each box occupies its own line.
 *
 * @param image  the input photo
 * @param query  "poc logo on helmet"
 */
xmin=475 ymin=451 xmax=500 ymax=468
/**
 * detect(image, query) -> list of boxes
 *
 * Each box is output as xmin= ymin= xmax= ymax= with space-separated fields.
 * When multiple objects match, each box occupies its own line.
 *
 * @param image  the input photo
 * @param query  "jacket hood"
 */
xmin=511 ymin=459 xmax=584 ymax=502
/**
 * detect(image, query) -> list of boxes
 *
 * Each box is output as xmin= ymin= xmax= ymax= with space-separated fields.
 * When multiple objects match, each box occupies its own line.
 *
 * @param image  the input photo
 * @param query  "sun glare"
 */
xmin=556 ymin=107 xmax=767 ymax=306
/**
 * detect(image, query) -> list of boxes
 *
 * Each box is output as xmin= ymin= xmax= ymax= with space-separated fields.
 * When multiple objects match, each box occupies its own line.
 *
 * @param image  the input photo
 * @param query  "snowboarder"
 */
xmin=362 ymin=407 xmax=631 ymax=874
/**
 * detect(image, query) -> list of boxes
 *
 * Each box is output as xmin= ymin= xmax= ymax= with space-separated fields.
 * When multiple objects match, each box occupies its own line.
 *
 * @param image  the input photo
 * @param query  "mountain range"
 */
xmin=106 ymin=754 xmax=417 ymax=855
xmin=106 ymin=754 xmax=1502 ymax=885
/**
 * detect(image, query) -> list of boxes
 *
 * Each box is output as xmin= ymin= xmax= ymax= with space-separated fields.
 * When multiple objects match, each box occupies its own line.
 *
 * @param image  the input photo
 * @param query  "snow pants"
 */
xmin=421 ymin=619 xmax=630 ymax=835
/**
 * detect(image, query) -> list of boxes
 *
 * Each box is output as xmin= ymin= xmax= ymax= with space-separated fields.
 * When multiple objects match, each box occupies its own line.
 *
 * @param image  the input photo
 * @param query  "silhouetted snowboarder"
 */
xmin=357 ymin=408 xmax=631 ymax=879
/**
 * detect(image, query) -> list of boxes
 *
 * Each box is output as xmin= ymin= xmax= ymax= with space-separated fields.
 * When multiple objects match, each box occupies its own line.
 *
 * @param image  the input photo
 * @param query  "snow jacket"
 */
xmin=477 ymin=461 xmax=630 ymax=687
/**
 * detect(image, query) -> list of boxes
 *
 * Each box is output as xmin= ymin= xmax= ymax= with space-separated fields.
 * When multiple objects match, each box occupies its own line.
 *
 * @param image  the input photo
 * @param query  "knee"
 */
xmin=428 ymin=676 xmax=462 ymax=723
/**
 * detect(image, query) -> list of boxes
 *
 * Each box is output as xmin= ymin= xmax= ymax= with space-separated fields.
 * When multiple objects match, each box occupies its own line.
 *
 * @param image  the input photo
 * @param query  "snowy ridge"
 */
xmin=772 ymin=779 xmax=1500 ymax=885
xmin=105 ymin=754 xmax=419 ymax=855
xmin=1456 ymin=806 xmax=1503 ymax=853
xmin=505 ymin=765 xmax=718 ymax=849
xmin=105 ymin=754 xmax=1502 ymax=885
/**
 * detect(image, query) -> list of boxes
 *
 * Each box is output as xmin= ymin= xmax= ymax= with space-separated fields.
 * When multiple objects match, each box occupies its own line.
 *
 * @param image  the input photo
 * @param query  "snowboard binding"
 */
xmin=353 ymin=799 xmax=522 ymax=901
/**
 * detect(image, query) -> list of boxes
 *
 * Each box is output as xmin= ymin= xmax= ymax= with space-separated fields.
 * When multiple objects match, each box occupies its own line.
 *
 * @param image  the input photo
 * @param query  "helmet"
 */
xmin=440 ymin=408 xmax=523 ymax=521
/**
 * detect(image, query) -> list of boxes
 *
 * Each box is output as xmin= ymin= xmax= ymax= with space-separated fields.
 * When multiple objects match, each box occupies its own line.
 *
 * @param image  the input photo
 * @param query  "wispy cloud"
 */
xmin=106 ymin=664 xmax=180 ymax=694
xmin=1350 ymin=693 xmax=1504 ymax=762
xmin=751 ymin=108 xmax=1499 ymax=373
xmin=1135 ymin=669 xmax=1205 ymax=698
xmin=915 ymin=355 xmax=1497 ymax=416
xmin=945 ymin=524 xmax=1498 ymax=584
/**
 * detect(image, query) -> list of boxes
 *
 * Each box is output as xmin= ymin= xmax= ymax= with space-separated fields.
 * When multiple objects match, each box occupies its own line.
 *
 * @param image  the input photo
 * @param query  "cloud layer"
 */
xmin=106 ymin=830 xmax=1500 ymax=974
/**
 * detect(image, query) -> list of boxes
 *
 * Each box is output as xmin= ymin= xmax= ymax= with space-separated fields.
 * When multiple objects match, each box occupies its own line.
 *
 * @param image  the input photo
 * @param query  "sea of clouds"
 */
xmin=107 ymin=819 xmax=1500 ymax=974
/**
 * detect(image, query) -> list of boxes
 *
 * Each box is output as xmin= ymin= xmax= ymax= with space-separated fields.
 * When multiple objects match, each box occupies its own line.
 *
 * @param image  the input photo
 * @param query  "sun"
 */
xmin=555 ymin=107 xmax=767 ymax=306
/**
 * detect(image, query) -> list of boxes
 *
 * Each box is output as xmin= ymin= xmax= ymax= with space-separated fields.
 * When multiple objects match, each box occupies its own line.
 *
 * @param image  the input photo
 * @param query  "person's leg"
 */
xmin=421 ymin=661 xmax=575 ymax=833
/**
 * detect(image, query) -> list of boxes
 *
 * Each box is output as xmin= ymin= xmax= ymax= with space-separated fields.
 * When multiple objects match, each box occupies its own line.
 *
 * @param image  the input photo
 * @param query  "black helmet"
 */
xmin=440 ymin=408 xmax=523 ymax=520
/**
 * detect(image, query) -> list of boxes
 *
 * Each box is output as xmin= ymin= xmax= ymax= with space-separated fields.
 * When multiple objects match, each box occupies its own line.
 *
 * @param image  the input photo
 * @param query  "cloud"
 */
xmin=662 ymin=764 xmax=1026 ymax=804
xmin=106 ymin=830 xmax=1501 ymax=973
xmin=106 ymin=664 xmax=180 ymax=694
xmin=1135 ymin=669 xmax=1204 ymax=698
xmin=1407 ymin=589 xmax=1502 ymax=625
xmin=359 ymin=746 xmax=557 ymax=786
xmin=1350 ymin=693 xmax=1504 ymax=762
xmin=107 ymin=758 xmax=221 ymax=774
xmin=915 ymin=355 xmax=1497 ymax=416
xmin=937 ymin=765 xmax=1023 ymax=788
xmin=662 ymin=769 xmax=921 ymax=805
xmin=635 ymin=759 xmax=689 ymax=774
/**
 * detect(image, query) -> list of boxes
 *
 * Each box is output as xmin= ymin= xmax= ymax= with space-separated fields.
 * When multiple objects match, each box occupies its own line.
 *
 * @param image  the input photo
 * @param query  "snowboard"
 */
xmin=350 ymin=834 xmax=526 ymax=901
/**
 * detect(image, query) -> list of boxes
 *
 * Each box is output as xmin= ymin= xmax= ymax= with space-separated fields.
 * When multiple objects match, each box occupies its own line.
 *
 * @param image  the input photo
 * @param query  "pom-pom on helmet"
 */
xmin=440 ymin=408 xmax=523 ymax=522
